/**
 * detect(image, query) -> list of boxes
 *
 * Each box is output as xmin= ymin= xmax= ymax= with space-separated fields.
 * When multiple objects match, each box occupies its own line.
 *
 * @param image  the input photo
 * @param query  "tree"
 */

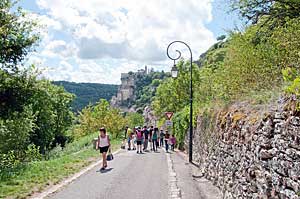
xmin=152 ymin=60 xmax=201 ymax=118
xmin=125 ymin=113 xmax=144 ymax=128
xmin=217 ymin=35 xmax=226 ymax=41
xmin=75 ymin=99 xmax=127 ymax=138
xmin=0 ymin=0 xmax=74 ymax=158
xmin=0 ymin=0 xmax=39 ymax=71
xmin=231 ymin=0 xmax=300 ymax=27
xmin=0 ymin=70 xmax=75 ymax=155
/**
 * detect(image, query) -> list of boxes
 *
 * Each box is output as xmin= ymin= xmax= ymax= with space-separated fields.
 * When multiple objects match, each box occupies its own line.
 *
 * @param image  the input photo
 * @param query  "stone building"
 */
xmin=111 ymin=66 xmax=149 ymax=108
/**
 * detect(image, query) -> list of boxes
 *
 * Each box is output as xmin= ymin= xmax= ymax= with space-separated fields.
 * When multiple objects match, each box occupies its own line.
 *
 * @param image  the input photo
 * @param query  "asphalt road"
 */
xmin=47 ymin=149 xmax=169 ymax=199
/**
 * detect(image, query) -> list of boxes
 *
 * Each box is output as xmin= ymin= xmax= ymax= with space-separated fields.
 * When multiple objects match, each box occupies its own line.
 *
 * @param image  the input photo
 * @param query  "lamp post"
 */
xmin=167 ymin=41 xmax=193 ymax=163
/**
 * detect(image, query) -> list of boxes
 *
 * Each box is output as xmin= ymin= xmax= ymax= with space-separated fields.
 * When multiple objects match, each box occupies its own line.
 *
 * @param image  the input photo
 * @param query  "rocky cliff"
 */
xmin=111 ymin=66 xmax=148 ymax=109
xmin=190 ymin=97 xmax=300 ymax=198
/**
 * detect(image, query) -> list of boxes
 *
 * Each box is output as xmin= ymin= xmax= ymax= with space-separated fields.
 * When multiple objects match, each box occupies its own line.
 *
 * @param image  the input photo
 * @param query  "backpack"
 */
xmin=137 ymin=130 xmax=143 ymax=140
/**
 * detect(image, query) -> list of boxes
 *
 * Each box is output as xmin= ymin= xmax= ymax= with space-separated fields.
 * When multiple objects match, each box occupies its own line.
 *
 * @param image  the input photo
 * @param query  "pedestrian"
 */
xmin=126 ymin=126 xmax=133 ymax=150
xmin=132 ymin=128 xmax=137 ymax=150
xmin=164 ymin=130 xmax=170 ymax=152
xmin=136 ymin=127 xmax=143 ymax=154
xmin=152 ymin=127 xmax=158 ymax=152
xmin=170 ymin=134 xmax=176 ymax=151
xmin=143 ymin=126 xmax=149 ymax=151
xmin=160 ymin=129 xmax=165 ymax=147
xmin=97 ymin=127 xmax=111 ymax=170
xmin=156 ymin=132 xmax=160 ymax=148
xmin=149 ymin=126 xmax=154 ymax=151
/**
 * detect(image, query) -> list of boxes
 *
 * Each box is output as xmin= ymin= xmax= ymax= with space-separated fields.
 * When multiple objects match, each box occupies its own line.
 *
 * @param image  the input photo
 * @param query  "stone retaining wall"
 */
xmin=191 ymin=99 xmax=300 ymax=198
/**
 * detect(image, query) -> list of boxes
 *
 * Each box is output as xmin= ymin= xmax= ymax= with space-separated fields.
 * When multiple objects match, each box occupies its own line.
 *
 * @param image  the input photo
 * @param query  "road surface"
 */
xmin=47 ymin=149 xmax=169 ymax=199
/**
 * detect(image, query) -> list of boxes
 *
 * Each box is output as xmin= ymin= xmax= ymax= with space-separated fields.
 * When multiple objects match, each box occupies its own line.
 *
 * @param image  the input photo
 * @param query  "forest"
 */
xmin=53 ymin=81 xmax=118 ymax=112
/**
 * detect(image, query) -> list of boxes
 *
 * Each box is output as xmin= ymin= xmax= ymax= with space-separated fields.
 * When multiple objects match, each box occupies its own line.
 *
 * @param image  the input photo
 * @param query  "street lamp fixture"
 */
xmin=171 ymin=64 xmax=178 ymax=78
xmin=167 ymin=40 xmax=193 ymax=163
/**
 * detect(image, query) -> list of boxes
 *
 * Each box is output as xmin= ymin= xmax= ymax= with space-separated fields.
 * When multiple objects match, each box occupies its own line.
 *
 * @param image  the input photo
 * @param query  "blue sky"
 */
xmin=19 ymin=0 xmax=240 ymax=84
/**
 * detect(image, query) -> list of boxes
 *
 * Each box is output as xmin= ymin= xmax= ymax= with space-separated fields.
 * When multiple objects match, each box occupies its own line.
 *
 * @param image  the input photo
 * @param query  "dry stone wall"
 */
xmin=192 ymin=99 xmax=300 ymax=199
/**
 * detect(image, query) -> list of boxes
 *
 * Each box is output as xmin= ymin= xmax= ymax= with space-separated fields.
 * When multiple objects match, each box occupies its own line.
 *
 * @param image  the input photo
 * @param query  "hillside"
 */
xmin=111 ymin=68 xmax=170 ymax=112
xmin=53 ymin=81 xmax=118 ymax=112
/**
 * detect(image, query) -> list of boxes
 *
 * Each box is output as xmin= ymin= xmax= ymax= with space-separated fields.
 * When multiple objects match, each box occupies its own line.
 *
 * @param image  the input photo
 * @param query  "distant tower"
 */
xmin=145 ymin=65 xmax=148 ymax=74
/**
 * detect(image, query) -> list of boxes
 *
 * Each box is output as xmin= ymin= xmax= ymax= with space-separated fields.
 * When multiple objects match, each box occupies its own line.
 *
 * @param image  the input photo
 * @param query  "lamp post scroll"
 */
xmin=166 ymin=41 xmax=193 ymax=163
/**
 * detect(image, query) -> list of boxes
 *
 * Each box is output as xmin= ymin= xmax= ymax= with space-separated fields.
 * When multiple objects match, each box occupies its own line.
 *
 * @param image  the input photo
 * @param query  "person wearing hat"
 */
xmin=164 ymin=130 xmax=170 ymax=152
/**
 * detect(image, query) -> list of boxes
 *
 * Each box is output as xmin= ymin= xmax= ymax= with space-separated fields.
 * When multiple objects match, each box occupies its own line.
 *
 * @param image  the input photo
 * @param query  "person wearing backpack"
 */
xmin=97 ymin=127 xmax=111 ymax=170
xmin=136 ymin=127 xmax=143 ymax=154
xmin=143 ymin=126 xmax=149 ymax=151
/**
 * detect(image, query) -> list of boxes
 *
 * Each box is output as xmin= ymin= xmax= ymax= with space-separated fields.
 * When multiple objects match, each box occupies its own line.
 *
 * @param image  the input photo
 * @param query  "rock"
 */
xmin=286 ymin=178 xmax=300 ymax=193
xmin=275 ymin=112 xmax=285 ymax=120
xmin=260 ymin=149 xmax=274 ymax=160
xmin=290 ymin=116 xmax=300 ymax=126
xmin=279 ymin=189 xmax=298 ymax=199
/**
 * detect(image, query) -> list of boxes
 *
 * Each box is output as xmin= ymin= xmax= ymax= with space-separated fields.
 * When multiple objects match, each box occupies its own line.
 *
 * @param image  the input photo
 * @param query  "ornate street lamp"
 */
xmin=167 ymin=40 xmax=193 ymax=163
xmin=171 ymin=64 xmax=178 ymax=78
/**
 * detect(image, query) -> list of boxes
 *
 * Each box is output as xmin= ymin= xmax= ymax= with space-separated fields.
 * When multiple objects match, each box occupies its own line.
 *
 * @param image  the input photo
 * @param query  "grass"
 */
xmin=0 ymin=133 xmax=122 ymax=199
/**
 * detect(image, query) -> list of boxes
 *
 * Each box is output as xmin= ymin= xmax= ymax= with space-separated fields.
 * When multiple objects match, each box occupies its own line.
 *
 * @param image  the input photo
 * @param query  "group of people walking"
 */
xmin=125 ymin=126 xmax=176 ymax=153
xmin=96 ymin=125 xmax=177 ymax=171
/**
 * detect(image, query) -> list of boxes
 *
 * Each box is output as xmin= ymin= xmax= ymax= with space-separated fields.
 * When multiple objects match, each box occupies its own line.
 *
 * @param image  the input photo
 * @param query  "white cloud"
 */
xmin=34 ymin=0 xmax=216 ymax=83
xmin=41 ymin=40 xmax=77 ymax=58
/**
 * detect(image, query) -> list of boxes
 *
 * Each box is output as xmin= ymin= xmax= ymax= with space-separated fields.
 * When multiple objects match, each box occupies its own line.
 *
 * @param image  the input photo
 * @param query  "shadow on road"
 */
xmin=97 ymin=168 xmax=114 ymax=173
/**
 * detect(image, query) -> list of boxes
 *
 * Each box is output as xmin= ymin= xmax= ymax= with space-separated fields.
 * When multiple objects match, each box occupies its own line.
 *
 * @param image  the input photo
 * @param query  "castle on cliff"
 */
xmin=111 ymin=66 xmax=151 ymax=109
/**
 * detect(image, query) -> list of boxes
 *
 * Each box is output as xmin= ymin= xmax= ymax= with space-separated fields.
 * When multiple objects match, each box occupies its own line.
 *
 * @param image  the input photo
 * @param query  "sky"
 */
xmin=19 ymin=0 xmax=240 ymax=85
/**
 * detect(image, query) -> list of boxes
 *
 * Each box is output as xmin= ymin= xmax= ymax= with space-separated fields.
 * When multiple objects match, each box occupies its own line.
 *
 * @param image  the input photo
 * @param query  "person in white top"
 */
xmin=97 ymin=127 xmax=111 ymax=170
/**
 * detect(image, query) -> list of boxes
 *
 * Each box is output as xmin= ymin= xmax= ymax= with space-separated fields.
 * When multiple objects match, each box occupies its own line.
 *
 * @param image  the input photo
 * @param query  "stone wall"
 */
xmin=191 ymin=98 xmax=300 ymax=198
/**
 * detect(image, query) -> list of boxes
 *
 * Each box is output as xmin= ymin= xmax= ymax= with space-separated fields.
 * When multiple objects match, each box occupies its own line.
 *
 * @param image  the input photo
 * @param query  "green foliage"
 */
xmin=172 ymin=107 xmax=189 ymax=150
xmin=152 ymin=61 xmax=201 ymax=118
xmin=0 ymin=70 xmax=75 ymax=155
xmin=53 ymin=81 xmax=118 ymax=112
xmin=127 ymin=71 xmax=170 ymax=109
xmin=285 ymin=77 xmax=300 ymax=96
xmin=30 ymin=80 xmax=74 ymax=152
xmin=74 ymin=99 xmax=126 ymax=138
xmin=217 ymin=35 xmax=226 ymax=41
xmin=24 ymin=144 xmax=42 ymax=162
xmin=0 ymin=0 xmax=40 ymax=71
xmin=231 ymin=0 xmax=300 ymax=27
xmin=0 ymin=151 xmax=20 ymax=178
xmin=282 ymin=67 xmax=300 ymax=99
xmin=125 ymin=112 xmax=144 ymax=128
xmin=0 ymin=106 xmax=34 ymax=155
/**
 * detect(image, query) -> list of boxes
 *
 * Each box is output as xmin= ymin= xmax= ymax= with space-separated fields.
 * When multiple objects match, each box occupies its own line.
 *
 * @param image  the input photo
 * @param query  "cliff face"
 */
xmin=111 ymin=66 xmax=148 ymax=109
xmin=189 ymin=98 xmax=300 ymax=198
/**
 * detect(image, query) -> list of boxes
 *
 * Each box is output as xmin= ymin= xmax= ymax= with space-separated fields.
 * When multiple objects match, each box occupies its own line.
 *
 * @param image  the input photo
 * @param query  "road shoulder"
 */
xmin=170 ymin=150 xmax=221 ymax=199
